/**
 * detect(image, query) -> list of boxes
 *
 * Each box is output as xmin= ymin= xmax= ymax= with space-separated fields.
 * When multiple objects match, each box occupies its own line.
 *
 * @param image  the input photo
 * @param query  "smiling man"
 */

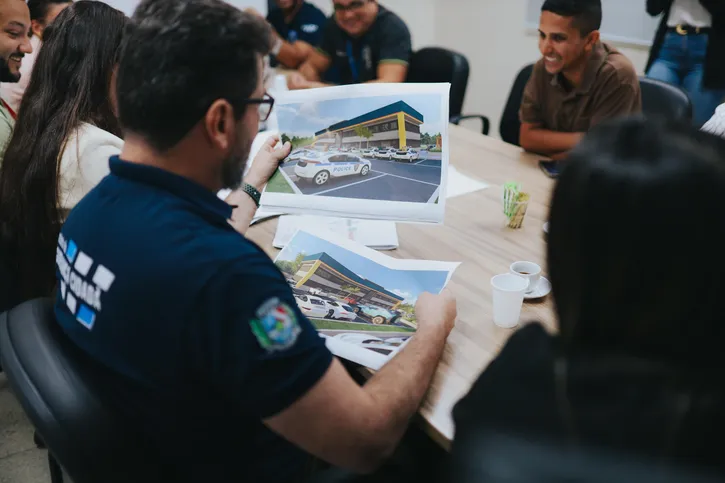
xmin=0 ymin=0 xmax=31 ymax=163
xmin=520 ymin=0 xmax=641 ymax=160
xmin=288 ymin=0 xmax=411 ymax=89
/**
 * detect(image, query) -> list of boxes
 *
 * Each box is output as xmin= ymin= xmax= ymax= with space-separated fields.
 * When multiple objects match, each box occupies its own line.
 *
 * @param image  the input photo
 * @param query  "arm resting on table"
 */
xmin=264 ymin=324 xmax=450 ymax=473
xmin=519 ymin=122 xmax=584 ymax=157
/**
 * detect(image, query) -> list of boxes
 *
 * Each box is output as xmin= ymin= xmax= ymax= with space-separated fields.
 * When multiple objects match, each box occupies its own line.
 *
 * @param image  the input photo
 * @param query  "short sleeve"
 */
xmin=519 ymin=63 xmax=543 ymax=125
xmin=0 ymin=109 xmax=13 ymax=164
xmin=266 ymin=9 xmax=284 ymax=38
xmin=303 ymin=8 xmax=327 ymax=47
xmin=318 ymin=17 xmax=339 ymax=58
xmin=188 ymin=254 xmax=333 ymax=419
xmin=377 ymin=15 xmax=412 ymax=65
xmin=702 ymin=104 xmax=725 ymax=137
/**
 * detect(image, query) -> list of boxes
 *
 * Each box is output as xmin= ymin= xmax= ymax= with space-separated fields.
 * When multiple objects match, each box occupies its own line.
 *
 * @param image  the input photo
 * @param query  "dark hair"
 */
xmin=542 ymin=0 xmax=602 ymax=36
xmin=28 ymin=0 xmax=72 ymax=23
xmin=0 ymin=1 xmax=127 ymax=300
xmin=116 ymin=0 xmax=273 ymax=152
xmin=548 ymin=118 xmax=725 ymax=369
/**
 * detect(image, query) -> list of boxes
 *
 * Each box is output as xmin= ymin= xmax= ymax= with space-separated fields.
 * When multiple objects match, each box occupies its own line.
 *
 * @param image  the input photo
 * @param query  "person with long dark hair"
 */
xmin=0 ymin=0 xmax=73 ymax=112
xmin=451 ymin=119 xmax=725 ymax=477
xmin=0 ymin=1 xmax=127 ymax=307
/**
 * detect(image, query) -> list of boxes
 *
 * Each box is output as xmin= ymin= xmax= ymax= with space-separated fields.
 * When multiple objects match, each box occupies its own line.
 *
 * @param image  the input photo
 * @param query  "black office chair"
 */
xmin=450 ymin=431 xmax=723 ymax=483
xmin=406 ymin=47 xmax=490 ymax=135
xmin=639 ymin=77 xmax=693 ymax=122
xmin=499 ymin=64 xmax=534 ymax=146
xmin=0 ymin=298 xmax=166 ymax=483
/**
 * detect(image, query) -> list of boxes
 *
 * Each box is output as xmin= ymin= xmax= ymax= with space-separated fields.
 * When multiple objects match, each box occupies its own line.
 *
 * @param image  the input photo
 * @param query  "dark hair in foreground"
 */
xmin=0 ymin=1 xmax=127 ymax=300
xmin=548 ymin=118 xmax=725 ymax=369
xmin=542 ymin=0 xmax=602 ymax=35
xmin=116 ymin=0 xmax=273 ymax=152
xmin=28 ymin=0 xmax=72 ymax=23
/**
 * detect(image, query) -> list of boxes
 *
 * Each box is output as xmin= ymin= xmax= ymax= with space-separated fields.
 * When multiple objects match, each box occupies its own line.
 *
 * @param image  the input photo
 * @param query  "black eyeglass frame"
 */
xmin=236 ymin=92 xmax=275 ymax=122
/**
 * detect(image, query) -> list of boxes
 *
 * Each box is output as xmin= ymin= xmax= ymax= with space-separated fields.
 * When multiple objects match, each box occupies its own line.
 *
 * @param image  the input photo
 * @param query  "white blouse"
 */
xmin=59 ymin=122 xmax=123 ymax=210
xmin=667 ymin=0 xmax=712 ymax=28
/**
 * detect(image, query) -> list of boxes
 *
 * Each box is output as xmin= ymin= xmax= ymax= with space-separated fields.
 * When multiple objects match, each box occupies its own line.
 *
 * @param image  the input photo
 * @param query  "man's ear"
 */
xmin=204 ymin=100 xmax=236 ymax=152
xmin=585 ymin=30 xmax=600 ymax=52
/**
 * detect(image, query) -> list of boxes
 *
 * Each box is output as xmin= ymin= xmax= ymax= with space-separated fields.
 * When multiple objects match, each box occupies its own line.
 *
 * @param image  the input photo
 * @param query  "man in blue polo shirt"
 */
xmin=265 ymin=0 xmax=326 ymax=69
xmin=288 ymin=0 xmax=411 ymax=89
xmin=54 ymin=0 xmax=457 ymax=481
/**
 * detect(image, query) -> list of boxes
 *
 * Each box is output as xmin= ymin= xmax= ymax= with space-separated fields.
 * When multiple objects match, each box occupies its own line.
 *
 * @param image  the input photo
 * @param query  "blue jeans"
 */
xmin=647 ymin=31 xmax=725 ymax=126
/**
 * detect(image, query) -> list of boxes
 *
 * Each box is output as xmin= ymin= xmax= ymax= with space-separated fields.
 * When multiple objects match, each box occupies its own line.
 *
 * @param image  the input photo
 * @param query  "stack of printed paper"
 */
xmin=273 ymin=215 xmax=399 ymax=250
xmin=275 ymin=229 xmax=459 ymax=370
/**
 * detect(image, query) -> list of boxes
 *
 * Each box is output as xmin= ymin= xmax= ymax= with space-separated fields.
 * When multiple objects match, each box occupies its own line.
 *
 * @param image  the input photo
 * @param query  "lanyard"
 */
xmin=346 ymin=40 xmax=360 ymax=83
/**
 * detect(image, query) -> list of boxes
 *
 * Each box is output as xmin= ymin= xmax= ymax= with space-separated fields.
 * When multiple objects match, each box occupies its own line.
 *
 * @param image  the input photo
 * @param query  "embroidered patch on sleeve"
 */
xmin=250 ymin=298 xmax=302 ymax=352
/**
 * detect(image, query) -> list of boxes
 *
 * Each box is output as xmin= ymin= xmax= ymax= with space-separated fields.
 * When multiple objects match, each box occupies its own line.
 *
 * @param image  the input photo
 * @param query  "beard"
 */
xmin=220 ymin=139 xmax=253 ymax=190
xmin=0 ymin=56 xmax=20 ymax=83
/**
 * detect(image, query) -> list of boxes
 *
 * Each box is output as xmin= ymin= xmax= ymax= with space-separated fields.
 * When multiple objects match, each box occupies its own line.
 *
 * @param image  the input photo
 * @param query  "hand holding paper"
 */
xmin=245 ymin=135 xmax=291 ymax=190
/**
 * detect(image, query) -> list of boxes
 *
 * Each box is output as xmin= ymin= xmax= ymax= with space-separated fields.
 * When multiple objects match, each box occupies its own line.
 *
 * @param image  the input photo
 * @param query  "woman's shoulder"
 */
xmin=73 ymin=122 xmax=123 ymax=149
xmin=61 ymin=122 xmax=122 ymax=165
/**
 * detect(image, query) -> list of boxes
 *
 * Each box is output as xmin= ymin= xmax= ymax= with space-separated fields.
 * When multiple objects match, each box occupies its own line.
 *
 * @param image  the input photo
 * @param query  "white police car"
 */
xmin=294 ymin=153 xmax=371 ymax=186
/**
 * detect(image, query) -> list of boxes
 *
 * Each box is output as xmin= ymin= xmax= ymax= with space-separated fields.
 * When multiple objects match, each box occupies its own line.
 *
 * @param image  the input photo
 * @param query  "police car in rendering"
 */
xmin=294 ymin=153 xmax=372 ymax=186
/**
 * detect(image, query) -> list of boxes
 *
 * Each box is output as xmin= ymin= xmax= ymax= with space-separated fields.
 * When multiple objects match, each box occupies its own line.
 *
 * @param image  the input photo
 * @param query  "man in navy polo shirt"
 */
xmin=265 ymin=0 xmax=326 ymax=69
xmin=288 ymin=0 xmax=411 ymax=88
xmin=54 ymin=0 xmax=457 ymax=481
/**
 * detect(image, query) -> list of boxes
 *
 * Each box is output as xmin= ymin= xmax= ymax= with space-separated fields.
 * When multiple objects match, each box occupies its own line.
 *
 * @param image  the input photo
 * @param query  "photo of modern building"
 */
xmin=292 ymin=252 xmax=405 ymax=310
xmin=313 ymin=101 xmax=424 ymax=150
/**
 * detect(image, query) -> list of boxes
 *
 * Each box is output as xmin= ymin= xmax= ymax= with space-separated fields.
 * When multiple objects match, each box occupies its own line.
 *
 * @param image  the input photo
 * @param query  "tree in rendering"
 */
xmin=354 ymin=125 xmax=373 ymax=149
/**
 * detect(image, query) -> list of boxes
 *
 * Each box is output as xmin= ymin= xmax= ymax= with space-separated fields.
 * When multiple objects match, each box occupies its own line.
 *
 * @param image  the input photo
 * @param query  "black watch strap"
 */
xmin=242 ymin=183 xmax=261 ymax=208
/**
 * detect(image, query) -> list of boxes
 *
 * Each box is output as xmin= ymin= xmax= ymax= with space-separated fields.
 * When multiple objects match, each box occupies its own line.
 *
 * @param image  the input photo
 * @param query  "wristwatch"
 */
xmin=242 ymin=183 xmax=261 ymax=208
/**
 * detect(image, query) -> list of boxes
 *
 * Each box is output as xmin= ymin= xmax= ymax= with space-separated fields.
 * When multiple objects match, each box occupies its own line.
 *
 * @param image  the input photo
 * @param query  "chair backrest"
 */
xmin=499 ymin=64 xmax=534 ymax=146
xmin=639 ymin=77 xmax=693 ymax=122
xmin=450 ymin=431 xmax=722 ymax=483
xmin=406 ymin=47 xmax=470 ymax=119
xmin=0 ymin=298 xmax=165 ymax=483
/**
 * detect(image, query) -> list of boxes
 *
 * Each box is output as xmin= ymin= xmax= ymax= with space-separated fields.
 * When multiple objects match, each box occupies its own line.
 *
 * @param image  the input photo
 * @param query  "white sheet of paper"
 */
xmin=446 ymin=165 xmax=489 ymax=199
xmin=273 ymin=215 xmax=399 ymax=250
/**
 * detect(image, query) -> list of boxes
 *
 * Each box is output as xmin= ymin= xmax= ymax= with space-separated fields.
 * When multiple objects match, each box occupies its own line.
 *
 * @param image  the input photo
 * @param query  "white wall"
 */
xmin=102 ymin=0 xmax=268 ymax=16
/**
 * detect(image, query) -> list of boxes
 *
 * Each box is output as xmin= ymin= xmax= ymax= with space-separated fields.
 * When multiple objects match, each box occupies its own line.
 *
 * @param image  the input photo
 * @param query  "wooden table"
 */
xmin=246 ymin=124 xmax=557 ymax=450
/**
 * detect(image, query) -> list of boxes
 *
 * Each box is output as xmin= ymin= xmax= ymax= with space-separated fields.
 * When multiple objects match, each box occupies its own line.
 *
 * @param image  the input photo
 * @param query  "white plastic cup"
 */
xmin=274 ymin=74 xmax=289 ymax=93
xmin=491 ymin=274 xmax=528 ymax=328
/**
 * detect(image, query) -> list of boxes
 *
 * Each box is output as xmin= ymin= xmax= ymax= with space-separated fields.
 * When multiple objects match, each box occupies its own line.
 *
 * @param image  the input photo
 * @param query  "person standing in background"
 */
xmin=646 ymin=0 xmax=725 ymax=126
xmin=0 ymin=0 xmax=71 ymax=113
xmin=265 ymin=0 xmax=326 ymax=69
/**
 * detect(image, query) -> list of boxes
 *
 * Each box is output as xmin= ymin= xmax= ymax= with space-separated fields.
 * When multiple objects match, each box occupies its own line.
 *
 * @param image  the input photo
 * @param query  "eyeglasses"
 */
xmin=239 ymin=92 xmax=275 ymax=122
xmin=333 ymin=0 xmax=369 ymax=13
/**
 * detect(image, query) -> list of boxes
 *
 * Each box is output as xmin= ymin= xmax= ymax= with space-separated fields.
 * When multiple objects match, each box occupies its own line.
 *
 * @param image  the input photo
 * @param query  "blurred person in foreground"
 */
xmin=452 ymin=118 xmax=725 ymax=479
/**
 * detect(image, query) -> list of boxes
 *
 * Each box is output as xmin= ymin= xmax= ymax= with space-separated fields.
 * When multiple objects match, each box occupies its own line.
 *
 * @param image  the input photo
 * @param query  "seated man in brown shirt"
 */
xmin=520 ymin=0 xmax=642 ymax=160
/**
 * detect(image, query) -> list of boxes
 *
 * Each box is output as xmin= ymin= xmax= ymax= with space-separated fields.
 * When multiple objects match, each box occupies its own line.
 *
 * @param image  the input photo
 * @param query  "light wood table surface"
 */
xmin=246 ymin=124 xmax=557 ymax=450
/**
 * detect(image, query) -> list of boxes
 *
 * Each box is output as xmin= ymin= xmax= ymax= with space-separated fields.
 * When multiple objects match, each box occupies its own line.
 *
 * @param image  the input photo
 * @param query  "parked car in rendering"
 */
xmin=323 ymin=300 xmax=357 ymax=320
xmin=392 ymin=149 xmax=419 ymax=163
xmin=294 ymin=153 xmax=372 ymax=186
xmin=361 ymin=148 xmax=377 ymax=158
xmin=350 ymin=304 xmax=401 ymax=325
xmin=293 ymin=294 xmax=328 ymax=318
xmin=374 ymin=148 xmax=397 ymax=160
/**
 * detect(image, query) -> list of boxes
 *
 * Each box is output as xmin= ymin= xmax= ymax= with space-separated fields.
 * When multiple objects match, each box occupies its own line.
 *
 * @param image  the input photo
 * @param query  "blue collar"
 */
xmin=109 ymin=156 xmax=233 ymax=222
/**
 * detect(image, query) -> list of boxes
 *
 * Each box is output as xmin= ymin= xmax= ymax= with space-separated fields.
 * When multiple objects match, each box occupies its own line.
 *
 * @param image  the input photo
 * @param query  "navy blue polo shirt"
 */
xmin=267 ymin=2 xmax=326 ymax=47
xmin=54 ymin=157 xmax=333 ymax=483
